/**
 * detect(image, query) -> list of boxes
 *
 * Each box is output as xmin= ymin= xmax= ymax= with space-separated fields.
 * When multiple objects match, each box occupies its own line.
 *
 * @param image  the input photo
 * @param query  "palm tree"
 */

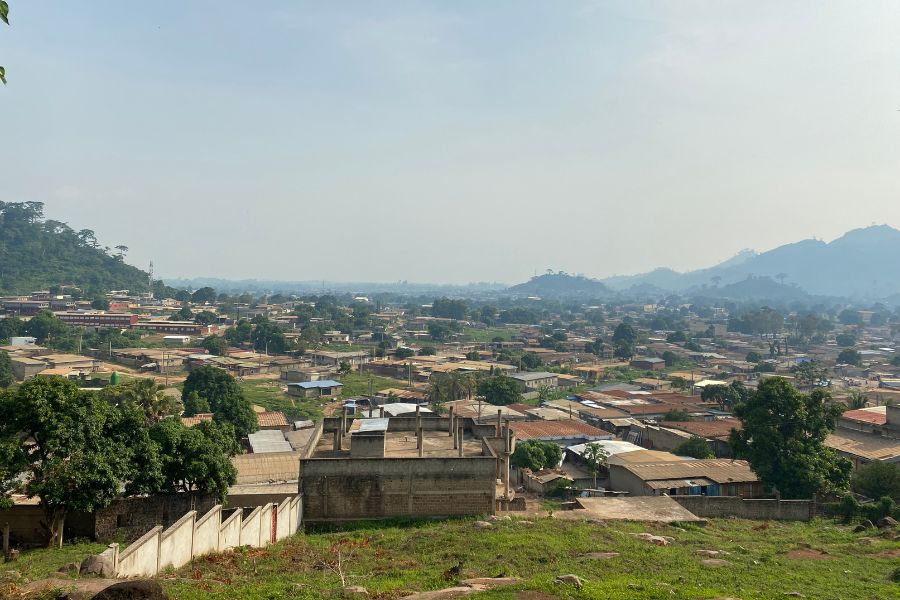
xmin=121 ymin=378 xmax=182 ymax=423
xmin=844 ymin=390 xmax=868 ymax=410
xmin=582 ymin=443 xmax=610 ymax=489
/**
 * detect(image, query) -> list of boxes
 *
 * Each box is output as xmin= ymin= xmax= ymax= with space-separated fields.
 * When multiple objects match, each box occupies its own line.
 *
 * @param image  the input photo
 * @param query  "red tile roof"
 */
xmin=840 ymin=408 xmax=887 ymax=426
xmin=256 ymin=411 xmax=290 ymax=428
xmin=181 ymin=413 xmax=213 ymax=427
xmin=659 ymin=419 xmax=742 ymax=439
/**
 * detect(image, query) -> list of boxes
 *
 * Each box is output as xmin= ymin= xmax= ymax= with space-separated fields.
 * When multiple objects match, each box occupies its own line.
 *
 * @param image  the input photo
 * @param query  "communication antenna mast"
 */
xmin=148 ymin=260 xmax=155 ymax=299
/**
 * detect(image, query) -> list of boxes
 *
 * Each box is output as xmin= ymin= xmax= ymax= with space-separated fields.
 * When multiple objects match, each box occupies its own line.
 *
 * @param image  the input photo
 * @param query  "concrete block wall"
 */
xmin=157 ymin=511 xmax=196 ymax=572
xmin=114 ymin=498 xmax=300 ymax=578
xmin=192 ymin=505 xmax=221 ymax=558
xmin=275 ymin=498 xmax=291 ymax=541
xmin=258 ymin=504 xmax=273 ymax=547
xmin=300 ymin=457 xmax=497 ymax=522
xmin=218 ymin=509 xmax=243 ymax=551
xmin=239 ymin=505 xmax=262 ymax=548
xmin=672 ymin=496 xmax=814 ymax=521
xmin=116 ymin=526 xmax=162 ymax=578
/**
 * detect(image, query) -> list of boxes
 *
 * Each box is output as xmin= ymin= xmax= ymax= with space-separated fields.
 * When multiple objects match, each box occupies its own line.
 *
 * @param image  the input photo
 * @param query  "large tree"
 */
xmin=851 ymin=461 xmax=900 ymax=502
xmin=149 ymin=419 xmax=238 ymax=503
xmin=511 ymin=440 xmax=562 ymax=471
xmin=612 ymin=322 xmax=637 ymax=359
xmin=476 ymin=375 xmax=522 ymax=406
xmin=102 ymin=378 xmax=183 ymax=425
xmin=730 ymin=377 xmax=851 ymax=499
xmin=0 ymin=378 xmax=161 ymax=545
xmin=181 ymin=366 xmax=257 ymax=438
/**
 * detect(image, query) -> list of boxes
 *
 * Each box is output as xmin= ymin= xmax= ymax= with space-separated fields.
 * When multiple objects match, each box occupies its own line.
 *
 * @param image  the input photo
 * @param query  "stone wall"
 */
xmin=299 ymin=457 xmax=496 ymax=522
xmin=672 ymin=496 xmax=814 ymax=521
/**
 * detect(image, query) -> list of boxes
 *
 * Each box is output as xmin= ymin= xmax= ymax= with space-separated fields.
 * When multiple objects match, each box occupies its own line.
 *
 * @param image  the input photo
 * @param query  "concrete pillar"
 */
xmin=457 ymin=424 xmax=463 ymax=457
xmin=452 ymin=420 xmax=458 ymax=449
xmin=448 ymin=406 xmax=454 ymax=436
xmin=503 ymin=421 xmax=512 ymax=499
xmin=496 ymin=410 xmax=502 ymax=436
xmin=417 ymin=427 xmax=424 ymax=457
xmin=332 ymin=428 xmax=340 ymax=452
xmin=379 ymin=406 xmax=384 ymax=418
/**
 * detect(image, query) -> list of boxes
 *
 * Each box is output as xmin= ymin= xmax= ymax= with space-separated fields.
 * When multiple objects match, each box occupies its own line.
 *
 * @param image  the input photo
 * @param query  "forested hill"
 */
xmin=506 ymin=272 xmax=611 ymax=298
xmin=0 ymin=202 xmax=150 ymax=294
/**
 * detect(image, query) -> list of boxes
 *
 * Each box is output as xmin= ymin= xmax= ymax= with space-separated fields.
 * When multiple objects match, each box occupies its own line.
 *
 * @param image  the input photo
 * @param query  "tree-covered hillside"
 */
xmin=0 ymin=201 xmax=150 ymax=294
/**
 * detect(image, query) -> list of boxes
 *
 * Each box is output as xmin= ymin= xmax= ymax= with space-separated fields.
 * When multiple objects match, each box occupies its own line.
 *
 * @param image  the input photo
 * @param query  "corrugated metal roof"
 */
xmin=619 ymin=460 xmax=758 ymax=484
xmin=248 ymin=429 xmax=293 ymax=453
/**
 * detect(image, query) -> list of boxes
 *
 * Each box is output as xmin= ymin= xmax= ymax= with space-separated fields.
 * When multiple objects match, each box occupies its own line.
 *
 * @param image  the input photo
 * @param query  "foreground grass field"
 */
xmin=160 ymin=517 xmax=900 ymax=600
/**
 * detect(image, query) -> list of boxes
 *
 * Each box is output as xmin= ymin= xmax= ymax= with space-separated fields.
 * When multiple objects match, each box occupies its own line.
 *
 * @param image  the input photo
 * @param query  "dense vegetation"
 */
xmin=0 ymin=201 xmax=151 ymax=294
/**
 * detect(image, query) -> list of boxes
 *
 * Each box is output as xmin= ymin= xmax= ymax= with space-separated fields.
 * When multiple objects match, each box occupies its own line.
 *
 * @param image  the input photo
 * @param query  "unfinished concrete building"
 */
xmin=298 ymin=407 xmax=516 ymax=524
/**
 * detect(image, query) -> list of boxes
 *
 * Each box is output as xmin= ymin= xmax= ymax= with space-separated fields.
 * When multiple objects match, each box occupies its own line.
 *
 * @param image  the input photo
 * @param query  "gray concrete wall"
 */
xmin=672 ymin=496 xmax=813 ymax=521
xmin=192 ymin=505 xmax=221 ymax=558
xmin=219 ymin=508 xmax=243 ymax=551
xmin=116 ymin=526 xmax=162 ymax=578
xmin=157 ymin=510 xmax=196 ymax=571
xmin=608 ymin=465 xmax=648 ymax=496
xmin=300 ymin=457 xmax=496 ymax=522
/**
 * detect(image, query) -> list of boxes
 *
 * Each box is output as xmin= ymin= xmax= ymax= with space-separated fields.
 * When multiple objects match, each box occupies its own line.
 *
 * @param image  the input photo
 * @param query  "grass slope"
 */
xmin=160 ymin=517 xmax=900 ymax=599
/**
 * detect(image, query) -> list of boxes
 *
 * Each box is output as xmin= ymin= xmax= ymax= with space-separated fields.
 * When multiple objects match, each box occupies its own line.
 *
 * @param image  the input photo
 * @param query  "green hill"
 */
xmin=0 ymin=201 xmax=150 ymax=295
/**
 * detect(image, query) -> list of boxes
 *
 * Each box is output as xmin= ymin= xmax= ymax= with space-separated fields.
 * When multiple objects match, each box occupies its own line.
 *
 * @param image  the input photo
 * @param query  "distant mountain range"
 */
xmin=599 ymin=225 xmax=900 ymax=299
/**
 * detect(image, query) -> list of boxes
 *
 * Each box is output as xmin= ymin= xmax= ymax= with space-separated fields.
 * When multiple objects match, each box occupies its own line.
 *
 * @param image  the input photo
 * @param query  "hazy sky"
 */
xmin=2 ymin=1 xmax=900 ymax=284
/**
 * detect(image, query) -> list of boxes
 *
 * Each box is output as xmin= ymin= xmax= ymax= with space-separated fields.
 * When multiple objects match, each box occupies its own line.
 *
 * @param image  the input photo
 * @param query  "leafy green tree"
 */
xmin=477 ymin=375 xmax=522 ymax=406
xmin=663 ymin=408 xmax=692 ymax=421
xmin=790 ymin=360 xmax=828 ymax=389
xmin=191 ymin=287 xmax=217 ymax=304
xmin=90 ymin=296 xmax=110 ymax=310
xmin=835 ymin=333 xmax=857 ymax=347
xmin=666 ymin=331 xmax=687 ymax=343
xmin=838 ymin=310 xmax=862 ymax=325
xmin=730 ymin=378 xmax=851 ymax=499
xmin=102 ymin=378 xmax=182 ymax=425
xmin=181 ymin=366 xmax=257 ymax=438
xmin=837 ymin=348 xmax=861 ymax=366
xmin=23 ymin=310 xmax=67 ymax=343
xmin=225 ymin=319 xmax=253 ymax=346
xmin=511 ymin=440 xmax=563 ymax=471
xmin=0 ymin=351 xmax=14 ymax=387
xmin=851 ymin=461 xmax=900 ymax=502
xmin=612 ymin=323 xmax=636 ymax=359
xmin=465 ymin=350 xmax=481 ymax=361
xmin=170 ymin=304 xmax=194 ymax=321
xmin=0 ymin=316 xmax=25 ymax=342
xmin=183 ymin=390 xmax=210 ymax=416
xmin=431 ymin=297 xmax=467 ymax=320
xmin=337 ymin=361 xmax=352 ymax=375
xmin=700 ymin=384 xmax=730 ymax=411
xmin=674 ymin=436 xmax=714 ymax=459
xmin=0 ymin=436 xmax=26 ymax=509
xmin=582 ymin=442 xmax=610 ymax=488
xmin=395 ymin=347 xmax=415 ymax=359
xmin=661 ymin=350 xmax=680 ymax=367
xmin=842 ymin=390 xmax=868 ymax=410
xmin=0 ymin=0 xmax=8 ymax=83
xmin=418 ymin=346 xmax=437 ymax=356
xmin=520 ymin=352 xmax=543 ymax=370
xmin=0 ymin=378 xmax=161 ymax=545
xmin=149 ymin=419 xmax=237 ymax=503
xmin=746 ymin=351 xmax=762 ymax=363
xmin=202 ymin=334 xmax=229 ymax=356
xmin=684 ymin=340 xmax=702 ymax=352
xmin=194 ymin=310 xmax=218 ymax=326
xmin=670 ymin=376 xmax=689 ymax=392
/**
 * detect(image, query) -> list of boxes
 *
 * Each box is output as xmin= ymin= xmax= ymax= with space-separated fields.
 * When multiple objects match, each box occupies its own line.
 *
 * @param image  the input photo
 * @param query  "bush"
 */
xmin=836 ymin=494 xmax=859 ymax=523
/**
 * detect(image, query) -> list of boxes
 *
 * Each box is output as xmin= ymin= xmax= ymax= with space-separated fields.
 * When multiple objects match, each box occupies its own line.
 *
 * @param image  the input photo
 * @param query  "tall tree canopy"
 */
xmin=476 ymin=375 xmax=522 ymax=406
xmin=730 ymin=377 xmax=851 ymax=499
xmin=181 ymin=366 xmax=257 ymax=438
